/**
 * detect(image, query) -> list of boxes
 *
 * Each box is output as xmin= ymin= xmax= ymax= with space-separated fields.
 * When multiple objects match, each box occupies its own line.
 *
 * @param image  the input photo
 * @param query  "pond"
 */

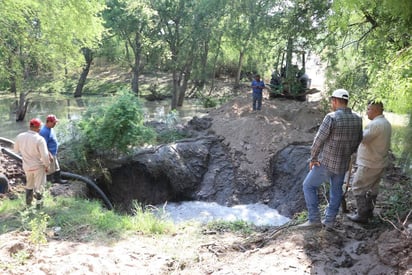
xmin=0 ymin=95 xmax=208 ymax=141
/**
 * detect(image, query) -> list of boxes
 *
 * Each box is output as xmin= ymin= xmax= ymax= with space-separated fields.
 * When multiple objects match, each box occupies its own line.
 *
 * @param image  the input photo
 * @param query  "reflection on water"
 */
xmin=0 ymin=95 xmax=207 ymax=141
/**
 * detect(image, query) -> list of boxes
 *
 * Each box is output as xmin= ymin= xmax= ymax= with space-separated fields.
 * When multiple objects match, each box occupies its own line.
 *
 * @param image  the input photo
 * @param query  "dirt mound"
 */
xmin=208 ymin=93 xmax=324 ymax=187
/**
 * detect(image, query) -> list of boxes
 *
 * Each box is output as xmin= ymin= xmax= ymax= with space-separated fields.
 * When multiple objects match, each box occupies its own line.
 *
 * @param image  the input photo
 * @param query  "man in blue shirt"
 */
xmin=251 ymin=74 xmax=266 ymax=111
xmin=39 ymin=114 xmax=68 ymax=184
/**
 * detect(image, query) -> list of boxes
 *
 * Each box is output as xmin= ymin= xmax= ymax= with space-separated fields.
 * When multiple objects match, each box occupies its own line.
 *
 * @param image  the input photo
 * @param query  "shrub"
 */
xmin=78 ymin=89 xmax=156 ymax=154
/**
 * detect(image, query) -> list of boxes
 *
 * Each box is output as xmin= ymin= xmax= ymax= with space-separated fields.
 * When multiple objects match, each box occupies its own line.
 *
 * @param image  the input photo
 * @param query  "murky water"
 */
xmin=0 ymin=95 xmax=207 ymax=141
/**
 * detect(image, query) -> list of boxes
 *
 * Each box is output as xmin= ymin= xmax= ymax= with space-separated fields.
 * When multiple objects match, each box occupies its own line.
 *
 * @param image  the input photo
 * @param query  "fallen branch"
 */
xmin=377 ymin=209 xmax=412 ymax=239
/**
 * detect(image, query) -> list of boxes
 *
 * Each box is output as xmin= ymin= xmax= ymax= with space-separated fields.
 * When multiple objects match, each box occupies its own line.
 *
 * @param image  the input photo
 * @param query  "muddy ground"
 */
xmin=0 ymin=86 xmax=411 ymax=274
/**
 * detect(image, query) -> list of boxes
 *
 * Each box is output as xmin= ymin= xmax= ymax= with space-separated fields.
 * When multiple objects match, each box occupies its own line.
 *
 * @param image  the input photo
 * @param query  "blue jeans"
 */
xmin=302 ymin=164 xmax=345 ymax=223
xmin=252 ymin=93 xmax=262 ymax=110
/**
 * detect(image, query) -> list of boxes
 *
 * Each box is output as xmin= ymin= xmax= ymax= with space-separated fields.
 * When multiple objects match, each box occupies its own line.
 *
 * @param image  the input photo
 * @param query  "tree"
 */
xmin=325 ymin=0 xmax=412 ymax=113
xmin=103 ymin=0 xmax=158 ymax=96
xmin=149 ymin=0 xmax=199 ymax=109
xmin=0 ymin=0 xmax=105 ymax=119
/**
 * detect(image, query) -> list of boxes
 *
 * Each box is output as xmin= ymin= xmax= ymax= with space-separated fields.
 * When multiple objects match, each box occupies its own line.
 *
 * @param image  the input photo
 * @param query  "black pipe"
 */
xmin=1 ymin=146 xmax=113 ymax=210
xmin=0 ymin=137 xmax=15 ymax=148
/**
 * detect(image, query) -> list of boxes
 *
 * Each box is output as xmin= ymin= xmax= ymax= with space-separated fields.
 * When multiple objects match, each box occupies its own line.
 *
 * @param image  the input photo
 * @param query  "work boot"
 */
xmin=25 ymin=189 xmax=34 ymax=206
xmin=365 ymin=194 xmax=377 ymax=218
xmin=53 ymin=171 xmax=68 ymax=184
xmin=297 ymin=220 xmax=322 ymax=229
xmin=34 ymin=192 xmax=43 ymax=210
xmin=347 ymin=195 xmax=372 ymax=223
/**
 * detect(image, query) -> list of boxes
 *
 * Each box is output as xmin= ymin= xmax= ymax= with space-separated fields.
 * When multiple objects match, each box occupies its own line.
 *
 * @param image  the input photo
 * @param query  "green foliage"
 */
xmin=381 ymin=179 xmax=412 ymax=225
xmin=28 ymin=212 xmax=49 ymax=245
xmin=78 ymin=89 xmax=157 ymax=154
xmin=0 ymin=0 xmax=105 ymax=92
xmin=126 ymin=201 xmax=175 ymax=235
xmin=201 ymin=96 xmax=218 ymax=108
xmin=0 ymin=191 xmax=175 ymax=241
xmin=326 ymin=0 xmax=412 ymax=114
xmin=206 ymin=220 xmax=254 ymax=235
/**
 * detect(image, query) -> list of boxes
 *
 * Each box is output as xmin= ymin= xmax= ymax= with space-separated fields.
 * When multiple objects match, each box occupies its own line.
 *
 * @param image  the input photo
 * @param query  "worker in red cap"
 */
xmin=14 ymin=118 xmax=51 ymax=208
xmin=39 ymin=114 xmax=68 ymax=184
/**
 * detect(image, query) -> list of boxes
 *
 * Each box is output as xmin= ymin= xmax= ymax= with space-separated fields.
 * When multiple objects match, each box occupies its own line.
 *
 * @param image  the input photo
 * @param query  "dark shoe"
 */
xmin=53 ymin=171 xmax=69 ymax=184
xmin=34 ymin=192 xmax=43 ymax=210
xmin=347 ymin=195 xmax=373 ymax=224
xmin=297 ymin=220 xmax=322 ymax=229
xmin=25 ymin=189 xmax=33 ymax=206
xmin=347 ymin=213 xmax=369 ymax=223
xmin=322 ymin=219 xmax=335 ymax=230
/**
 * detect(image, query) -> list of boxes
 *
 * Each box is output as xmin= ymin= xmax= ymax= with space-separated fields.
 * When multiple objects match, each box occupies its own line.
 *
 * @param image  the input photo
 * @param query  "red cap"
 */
xmin=46 ymin=114 xmax=59 ymax=123
xmin=29 ymin=118 xmax=42 ymax=128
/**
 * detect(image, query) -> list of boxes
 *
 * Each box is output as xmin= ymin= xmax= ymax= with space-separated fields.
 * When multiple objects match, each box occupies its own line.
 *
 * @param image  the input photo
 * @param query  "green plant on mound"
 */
xmin=78 ymin=89 xmax=157 ymax=154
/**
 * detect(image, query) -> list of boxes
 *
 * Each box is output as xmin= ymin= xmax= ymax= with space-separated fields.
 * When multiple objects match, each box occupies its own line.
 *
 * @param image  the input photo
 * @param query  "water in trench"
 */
xmin=157 ymin=201 xmax=290 ymax=227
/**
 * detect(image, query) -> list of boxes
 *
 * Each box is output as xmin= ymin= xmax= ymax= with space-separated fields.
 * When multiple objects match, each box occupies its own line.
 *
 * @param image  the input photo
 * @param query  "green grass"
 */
xmin=205 ymin=220 xmax=254 ymax=235
xmin=0 ymin=191 xmax=175 ymax=243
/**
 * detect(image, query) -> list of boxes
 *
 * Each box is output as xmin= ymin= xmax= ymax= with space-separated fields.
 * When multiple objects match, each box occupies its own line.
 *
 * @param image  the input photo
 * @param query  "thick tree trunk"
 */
xmin=74 ymin=48 xmax=93 ymax=98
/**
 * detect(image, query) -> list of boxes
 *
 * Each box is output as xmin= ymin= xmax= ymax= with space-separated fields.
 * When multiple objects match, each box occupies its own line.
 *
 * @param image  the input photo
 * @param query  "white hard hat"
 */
xmin=331 ymin=89 xmax=349 ymax=100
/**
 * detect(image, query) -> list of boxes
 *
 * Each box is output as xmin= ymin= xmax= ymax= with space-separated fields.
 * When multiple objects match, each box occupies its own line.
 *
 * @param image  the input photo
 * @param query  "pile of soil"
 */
xmin=0 ymin=90 xmax=411 ymax=274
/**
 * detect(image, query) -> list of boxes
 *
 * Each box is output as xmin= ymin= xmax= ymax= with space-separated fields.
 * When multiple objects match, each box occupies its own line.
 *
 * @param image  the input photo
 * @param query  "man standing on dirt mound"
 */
xmin=299 ymin=89 xmax=363 ymax=229
xmin=251 ymin=74 xmax=266 ymax=111
xmin=40 ymin=114 xmax=68 ymax=184
xmin=347 ymin=101 xmax=391 ymax=224
xmin=14 ymin=118 xmax=51 ymax=208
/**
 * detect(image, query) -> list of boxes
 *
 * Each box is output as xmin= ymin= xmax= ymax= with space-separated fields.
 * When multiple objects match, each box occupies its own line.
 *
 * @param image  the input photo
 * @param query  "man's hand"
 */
xmin=309 ymin=160 xmax=320 ymax=170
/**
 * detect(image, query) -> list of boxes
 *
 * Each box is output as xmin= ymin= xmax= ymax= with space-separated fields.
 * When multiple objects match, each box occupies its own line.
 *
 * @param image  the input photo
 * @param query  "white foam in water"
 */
xmin=157 ymin=201 xmax=290 ymax=226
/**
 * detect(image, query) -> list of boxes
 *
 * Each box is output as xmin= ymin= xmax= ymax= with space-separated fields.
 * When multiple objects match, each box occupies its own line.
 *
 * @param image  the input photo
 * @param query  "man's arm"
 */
xmin=311 ymin=115 xmax=333 ymax=162
xmin=38 ymin=139 xmax=51 ymax=169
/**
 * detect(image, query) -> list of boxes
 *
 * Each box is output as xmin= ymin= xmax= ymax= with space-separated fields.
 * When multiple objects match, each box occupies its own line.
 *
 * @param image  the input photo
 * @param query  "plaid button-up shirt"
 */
xmin=311 ymin=107 xmax=363 ymax=174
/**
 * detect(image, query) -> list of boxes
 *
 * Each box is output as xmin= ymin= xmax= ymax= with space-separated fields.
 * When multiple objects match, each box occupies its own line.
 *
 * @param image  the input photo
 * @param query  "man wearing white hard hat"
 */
xmin=299 ymin=89 xmax=363 ymax=229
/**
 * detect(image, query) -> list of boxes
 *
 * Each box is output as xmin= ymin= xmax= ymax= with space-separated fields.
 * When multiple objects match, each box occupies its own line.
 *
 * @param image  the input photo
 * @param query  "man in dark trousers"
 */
xmin=299 ymin=89 xmax=363 ymax=229
xmin=251 ymin=74 xmax=266 ymax=111
xmin=40 ymin=114 xmax=68 ymax=184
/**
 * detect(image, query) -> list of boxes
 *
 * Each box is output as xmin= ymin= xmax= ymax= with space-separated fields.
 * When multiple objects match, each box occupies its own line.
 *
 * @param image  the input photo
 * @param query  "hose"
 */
xmin=1 ymin=146 xmax=113 ymax=210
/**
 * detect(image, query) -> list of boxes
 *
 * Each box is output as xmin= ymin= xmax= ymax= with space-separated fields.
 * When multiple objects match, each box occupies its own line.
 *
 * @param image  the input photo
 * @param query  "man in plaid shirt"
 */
xmin=299 ymin=89 xmax=363 ymax=229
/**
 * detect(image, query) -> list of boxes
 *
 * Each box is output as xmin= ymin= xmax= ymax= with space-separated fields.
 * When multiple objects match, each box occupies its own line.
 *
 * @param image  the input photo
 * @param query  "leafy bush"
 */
xmin=78 ymin=89 xmax=156 ymax=154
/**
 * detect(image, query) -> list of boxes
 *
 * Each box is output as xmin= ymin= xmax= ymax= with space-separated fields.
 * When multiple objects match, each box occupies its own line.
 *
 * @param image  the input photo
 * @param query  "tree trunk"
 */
xmin=177 ymin=70 xmax=191 ymax=107
xmin=131 ymin=31 xmax=142 ymax=95
xmin=15 ymin=91 xmax=32 ymax=121
xmin=74 ymin=48 xmax=93 ymax=98
xmin=235 ymin=50 xmax=245 ymax=88
xmin=171 ymin=70 xmax=179 ymax=110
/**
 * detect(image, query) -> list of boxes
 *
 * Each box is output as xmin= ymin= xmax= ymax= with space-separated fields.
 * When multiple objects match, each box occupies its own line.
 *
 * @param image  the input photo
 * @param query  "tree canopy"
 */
xmin=0 ymin=0 xmax=410 ymax=113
